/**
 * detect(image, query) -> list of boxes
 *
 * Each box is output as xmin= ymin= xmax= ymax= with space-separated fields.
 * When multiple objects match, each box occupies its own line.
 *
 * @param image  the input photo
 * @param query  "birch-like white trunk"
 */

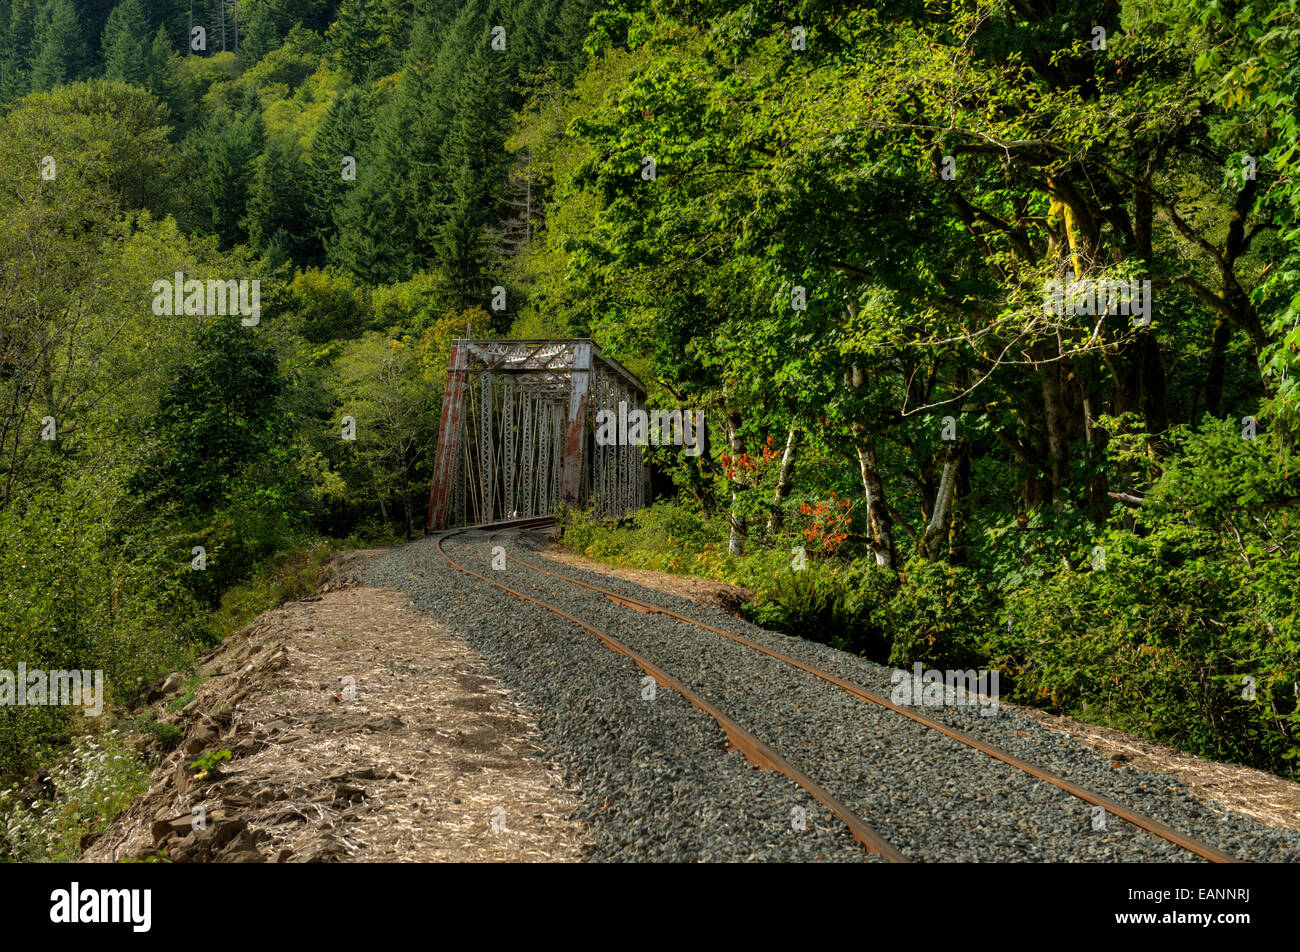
xmin=726 ymin=415 xmax=746 ymax=556
xmin=767 ymin=425 xmax=800 ymax=531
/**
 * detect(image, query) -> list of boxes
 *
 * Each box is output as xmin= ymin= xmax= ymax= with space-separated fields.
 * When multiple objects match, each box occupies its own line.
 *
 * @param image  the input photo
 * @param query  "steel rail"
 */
xmin=434 ymin=527 xmax=909 ymax=862
xmin=492 ymin=530 xmax=1242 ymax=864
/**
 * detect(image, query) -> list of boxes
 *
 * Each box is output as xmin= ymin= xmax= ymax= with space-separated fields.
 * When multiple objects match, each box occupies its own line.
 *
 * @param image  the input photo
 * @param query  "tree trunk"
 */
xmin=919 ymin=441 xmax=965 ymax=561
xmin=1034 ymin=341 xmax=1071 ymax=503
xmin=1139 ymin=330 xmax=1169 ymax=439
xmin=725 ymin=412 xmax=746 ymax=556
xmin=767 ymin=425 xmax=800 ymax=531
xmin=1202 ymin=320 xmax=1233 ymax=419
xmin=853 ymin=428 xmax=896 ymax=570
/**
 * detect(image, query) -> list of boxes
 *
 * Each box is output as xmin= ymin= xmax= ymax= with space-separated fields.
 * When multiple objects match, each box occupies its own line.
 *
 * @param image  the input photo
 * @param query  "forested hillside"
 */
xmin=1 ymin=0 xmax=1298 ymax=852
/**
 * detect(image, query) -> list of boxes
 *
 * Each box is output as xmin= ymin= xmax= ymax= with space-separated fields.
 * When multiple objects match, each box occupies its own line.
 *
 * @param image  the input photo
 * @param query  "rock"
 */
xmin=160 ymin=672 xmax=185 ymax=695
xmin=172 ymin=758 xmax=189 ymax=795
xmin=177 ymin=716 xmax=225 ymax=758
xmin=171 ymin=818 xmax=249 ymax=862
xmin=323 ymin=766 xmax=376 ymax=782
xmin=217 ymin=829 xmax=263 ymax=863
xmin=331 ymin=784 xmax=366 ymax=807
xmin=297 ymin=834 xmax=344 ymax=863
xmin=152 ymin=814 xmax=198 ymax=847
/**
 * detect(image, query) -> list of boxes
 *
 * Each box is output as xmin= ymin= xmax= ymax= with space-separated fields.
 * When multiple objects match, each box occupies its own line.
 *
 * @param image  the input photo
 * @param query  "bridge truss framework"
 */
xmin=426 ymin=340 xmax=649 ymax=530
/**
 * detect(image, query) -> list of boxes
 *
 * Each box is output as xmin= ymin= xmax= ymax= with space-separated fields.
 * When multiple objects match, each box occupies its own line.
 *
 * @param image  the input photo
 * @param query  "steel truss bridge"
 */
xmin=426 ymin=340 xmax=649 ymax=531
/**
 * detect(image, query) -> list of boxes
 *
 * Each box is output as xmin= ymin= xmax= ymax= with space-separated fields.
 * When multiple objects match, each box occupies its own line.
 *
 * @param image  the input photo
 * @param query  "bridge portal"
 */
xmin=426 ymin=340 xmax=649 ymax=530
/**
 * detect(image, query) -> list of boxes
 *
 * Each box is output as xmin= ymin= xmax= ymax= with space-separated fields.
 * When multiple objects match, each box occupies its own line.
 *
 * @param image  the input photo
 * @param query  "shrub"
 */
xmin=744 ymin=559 xmax=891 ymax=656
xmin=884 ymin=558 xmax=1001 ymax=671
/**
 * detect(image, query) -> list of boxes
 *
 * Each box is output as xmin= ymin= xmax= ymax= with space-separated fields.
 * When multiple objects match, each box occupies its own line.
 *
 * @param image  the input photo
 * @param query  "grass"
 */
xmin=0 ymin=731 xmax=149 ymax=862
xmin=210 ymin=536 xmax=347 ymax=638
xmin=0 ymin=533 xmax=353 ymax=862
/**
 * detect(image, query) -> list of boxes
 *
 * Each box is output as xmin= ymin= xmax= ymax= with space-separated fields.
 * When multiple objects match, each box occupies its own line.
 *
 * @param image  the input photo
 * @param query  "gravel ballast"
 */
xmin=363 ymin=529 xmax=1300 ymax=862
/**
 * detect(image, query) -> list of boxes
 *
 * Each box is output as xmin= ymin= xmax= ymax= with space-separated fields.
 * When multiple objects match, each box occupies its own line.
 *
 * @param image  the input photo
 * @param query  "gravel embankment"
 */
xmin=364 ymin=529 xmax=1300 ymax=862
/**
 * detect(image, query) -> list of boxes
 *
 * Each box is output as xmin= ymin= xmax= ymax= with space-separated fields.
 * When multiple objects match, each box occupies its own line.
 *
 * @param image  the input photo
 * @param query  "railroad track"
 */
xmin=433 ymin=519 xmax=1241 ymax=863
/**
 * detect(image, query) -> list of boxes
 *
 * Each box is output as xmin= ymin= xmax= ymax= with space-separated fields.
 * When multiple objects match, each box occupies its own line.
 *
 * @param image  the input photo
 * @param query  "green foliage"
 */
xmin=134 ymin=714 xmax=182 ymax=750
xmin=210 ymin=538 xmax=344 ymax=638
xmin=281 ymin=268 xmax=373 ymax=345
xmin=198 ymin=103 xmax=265 ymax=248
xmin=164 ymin=676 xmax=204 ymax=714
xmin=100 ymin=0 xmax=148 ymax=86
xmin=129 ymin=318 xmax=286 ymax=514
xmin=330 ymin=331 xmax=438 ymax=537
xmin=745 ymin=562 xmax=891 ymax=656
xmin=3 ymin=0 xmax=1300 ymax=858
xmin=0 ymin=731 xmax=149 ymax=862
xmin=29 ymin=0 xmax=85 ymax=91
xmin=188 ymin=748 xmax=232 ymax=779
xmin=884 ymin=559 xmax=1001 ymax=672
xmin=0 ymin=473 xmax=210 ymax=779
xmin=246 ymin=135 xmax=312 ymax=261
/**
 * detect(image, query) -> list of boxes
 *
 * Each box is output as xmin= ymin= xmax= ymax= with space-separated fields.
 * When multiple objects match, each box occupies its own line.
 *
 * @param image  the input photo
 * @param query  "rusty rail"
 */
xmin=433 ymin=527 xmax=908 ymax=862
xmin=490 ymin=529 xmax=1242 ymax=864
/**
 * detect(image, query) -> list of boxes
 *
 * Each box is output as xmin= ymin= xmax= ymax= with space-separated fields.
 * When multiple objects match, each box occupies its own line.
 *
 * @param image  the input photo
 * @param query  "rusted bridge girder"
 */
xmin=426 ymin=340 xmax=649 ymax=531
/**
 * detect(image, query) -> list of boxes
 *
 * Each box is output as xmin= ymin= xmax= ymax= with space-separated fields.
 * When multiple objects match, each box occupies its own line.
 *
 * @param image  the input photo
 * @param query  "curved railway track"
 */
xmin=434 ymin=517 xmax=1241 ymax=863
xmin=433 ymin=522 xmax=906 ymax=861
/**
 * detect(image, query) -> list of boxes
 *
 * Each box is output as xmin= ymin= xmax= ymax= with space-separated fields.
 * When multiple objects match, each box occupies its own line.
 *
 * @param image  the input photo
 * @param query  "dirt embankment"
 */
xmin=85 ymin=556 xmax=590 ymax=863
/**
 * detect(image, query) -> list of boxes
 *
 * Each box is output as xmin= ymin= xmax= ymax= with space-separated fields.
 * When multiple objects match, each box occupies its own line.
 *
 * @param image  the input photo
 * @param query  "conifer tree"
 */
xmin=201 ymin=103 xmax=265 ymax=248
xmin=29 ymin=0 xmax=86 ymax=91
xmin=246 ymin=136 xmax=310 ymax=262
xmin=327 ymin=0 xmax=385 ymax=79
xmin=330 ymin=15 xmax=450 ymax=281
xmin=433 ymin=39 xmax=508 ymax=309
xmin=101 ymin=0 xmax=148 ymax=85
xmin=144 ymin=24 xmax=176 ymax=98
xmin=308 ymin=85 xmax=369 ymax=265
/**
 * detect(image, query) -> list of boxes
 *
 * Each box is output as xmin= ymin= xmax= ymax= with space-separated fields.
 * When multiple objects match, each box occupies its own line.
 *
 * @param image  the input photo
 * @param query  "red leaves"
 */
xmin=798 ymin=496 xmax=853 ymax=553
xmin=720 ymin=438 xmax=783 ymax=479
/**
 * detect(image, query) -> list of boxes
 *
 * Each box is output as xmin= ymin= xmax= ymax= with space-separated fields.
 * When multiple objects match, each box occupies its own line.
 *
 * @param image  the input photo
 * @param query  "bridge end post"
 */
xmin=427 ymin=341 xmax=469 ymax=532
xmin=559 ymin=341 xmax=592 ymax=516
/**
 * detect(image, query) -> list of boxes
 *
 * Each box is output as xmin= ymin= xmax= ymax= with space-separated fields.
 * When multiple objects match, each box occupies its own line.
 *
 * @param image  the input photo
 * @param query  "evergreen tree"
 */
xmin=71 ymin=0 xmax=116 ymax=59
xmin=237 ymin=0 xmax=283 ymax=67
xmin=327 ymin=0 xmax=385 ymax=79
xmin=0 ymin=0 xmax=16 ymax=99
xmin=433 ymin=40 xmax=509 ymax=309
xmin=144 ymin=24 xmax=177 ymax=102
xmin=307 ymin=84 xmax=369 ymax=265
xmin=201 ymin=103 xmax=265 ymax=248
xmin=329 ymin=15 xmax=451 ymax=281
xmin=100 ymin=0 xmax=148 ymax=85
xmin=29 ymin=0 xmax=86 ymax=91
xmin=552 ymin=0 xmax=595 ymax=83
xmin=246 ymin=136 xmax=310 ymax=262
